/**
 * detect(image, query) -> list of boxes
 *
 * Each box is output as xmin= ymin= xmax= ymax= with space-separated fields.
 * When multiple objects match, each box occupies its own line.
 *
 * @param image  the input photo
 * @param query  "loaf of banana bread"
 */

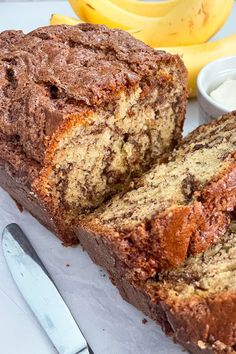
xmin=77 ymin=111 xmax=236 ymax=280
xmin=0 ymin=24 xmax=187 ymax=244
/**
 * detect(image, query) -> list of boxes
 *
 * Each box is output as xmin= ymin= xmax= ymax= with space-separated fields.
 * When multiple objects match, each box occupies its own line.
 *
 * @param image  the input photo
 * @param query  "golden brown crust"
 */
xmin=0 ymin=126 xmax=77 ymax=244
xmin=0 ymin=159 xmax=76 ymax=243
xmin=162 ymin=292 xmax=236 ymax=352
xmin=77 ymin=159 xmax=235 ymax=282
xmin=189 ymin=160 xmax=236 ymax=254
xmin=76 ymin=223 xmax=236 ymax=353
xmin=126 ymin=279 xmax=236 ymax=353
xmin=32 ymin=111 xmax=92 ymax=221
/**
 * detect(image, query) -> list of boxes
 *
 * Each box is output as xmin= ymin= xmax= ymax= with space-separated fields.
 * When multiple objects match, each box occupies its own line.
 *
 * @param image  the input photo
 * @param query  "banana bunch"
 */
xmin=50 ymin=0 xmax=234 ymax=97
xmin=68 ymin=0 xmax=233 ymax=46
xmin=110 ymin=0 xmax=180 ymax=17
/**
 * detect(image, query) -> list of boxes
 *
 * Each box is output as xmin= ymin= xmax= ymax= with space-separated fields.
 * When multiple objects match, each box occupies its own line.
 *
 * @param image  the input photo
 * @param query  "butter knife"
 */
xmin=2 ymin=223 xmax=93 ymax=354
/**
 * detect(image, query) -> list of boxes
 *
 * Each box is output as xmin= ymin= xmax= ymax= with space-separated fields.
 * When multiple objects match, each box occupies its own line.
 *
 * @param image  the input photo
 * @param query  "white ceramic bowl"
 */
xmin=197 ymin=56 xmax=236 ymax=122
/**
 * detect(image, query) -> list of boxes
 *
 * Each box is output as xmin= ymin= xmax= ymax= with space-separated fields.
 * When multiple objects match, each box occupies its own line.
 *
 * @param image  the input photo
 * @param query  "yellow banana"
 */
xmin=158 ymin=34 xmax=236 ymax=97
xmin=68 ymin=0 xmax=154 ymax=29
xmin=50 ymin=14 xmax=83 ymax=26
xmin=68 ymin=0 xmax=234 ymax=46
xmin=49 ymin=13 xmax=139 ymax=35
xmin=110 ymin=0 xmax=180 ymax=17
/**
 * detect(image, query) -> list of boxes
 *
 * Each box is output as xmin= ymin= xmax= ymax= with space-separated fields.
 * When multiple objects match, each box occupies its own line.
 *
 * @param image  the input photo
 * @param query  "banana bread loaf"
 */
xmin=77 ymin=111 xmax=236 ymax=280
xmin=0 ymin=24 xmax=187 ymax=244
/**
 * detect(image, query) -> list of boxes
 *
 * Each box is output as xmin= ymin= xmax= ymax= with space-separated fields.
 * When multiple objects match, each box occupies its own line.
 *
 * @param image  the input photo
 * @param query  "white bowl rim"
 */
xmin=197 ymin=55 xmax=236 ymax=114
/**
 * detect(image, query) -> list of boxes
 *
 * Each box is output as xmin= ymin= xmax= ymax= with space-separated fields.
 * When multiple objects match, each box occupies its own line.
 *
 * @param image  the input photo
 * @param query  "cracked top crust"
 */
xmin=0 ymin=24 xmax=185 ymax=163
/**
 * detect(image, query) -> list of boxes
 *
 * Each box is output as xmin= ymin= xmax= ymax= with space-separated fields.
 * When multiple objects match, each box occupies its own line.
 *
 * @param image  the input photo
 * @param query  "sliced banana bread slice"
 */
xmin=77 ymin=111 xmax=236 ymax=280
xmin=0 ymin=24 xmax=187 ymax=244
xmin=111 ymin=226 xmax=236 ymax=354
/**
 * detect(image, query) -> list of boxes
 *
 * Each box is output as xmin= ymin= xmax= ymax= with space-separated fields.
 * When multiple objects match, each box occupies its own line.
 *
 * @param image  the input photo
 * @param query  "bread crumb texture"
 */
xmin=79 ymin=112 xmax=236 ymax=280
xmin=144 ymin=228 xmax=236 ymax=353
xmin=97 ymin=113 xmax=236 ymax=227
xmin=156 ymin=227 xmax=236 ymax=299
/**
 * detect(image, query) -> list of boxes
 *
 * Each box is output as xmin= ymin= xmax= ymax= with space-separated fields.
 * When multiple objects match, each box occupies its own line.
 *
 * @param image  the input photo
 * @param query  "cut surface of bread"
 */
xmin=0 ymin=24 xmax=187 ymax=243
xmin=78 ymin=111 xmax=236 ymax=279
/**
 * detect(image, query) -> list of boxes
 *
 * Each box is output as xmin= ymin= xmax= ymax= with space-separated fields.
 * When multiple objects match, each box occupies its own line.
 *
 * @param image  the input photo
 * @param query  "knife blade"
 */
xmin=2 ymin=223 xmax=93 ymax=354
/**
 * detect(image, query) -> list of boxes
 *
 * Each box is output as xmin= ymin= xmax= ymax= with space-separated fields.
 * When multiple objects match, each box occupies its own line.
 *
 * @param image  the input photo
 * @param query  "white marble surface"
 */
xmin=0 ymin=2 xmax=235 ymax=354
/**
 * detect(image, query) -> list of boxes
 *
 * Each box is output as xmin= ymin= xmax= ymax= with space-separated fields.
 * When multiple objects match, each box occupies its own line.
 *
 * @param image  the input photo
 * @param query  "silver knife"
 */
xmin=2 ymin=223 xmax=93 ymax=354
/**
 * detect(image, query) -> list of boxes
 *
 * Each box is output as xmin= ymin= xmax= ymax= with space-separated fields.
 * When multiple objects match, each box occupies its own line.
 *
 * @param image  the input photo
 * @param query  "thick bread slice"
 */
xmin=122 ymin=226 xmax=236 ymax=354
xmin=77 ymin=112 xmax=236 ymax=280
xmin=77 ymin=221 xmax=236 ymax=353
xmin=0 ymin=24 xmax=187 ymax=244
